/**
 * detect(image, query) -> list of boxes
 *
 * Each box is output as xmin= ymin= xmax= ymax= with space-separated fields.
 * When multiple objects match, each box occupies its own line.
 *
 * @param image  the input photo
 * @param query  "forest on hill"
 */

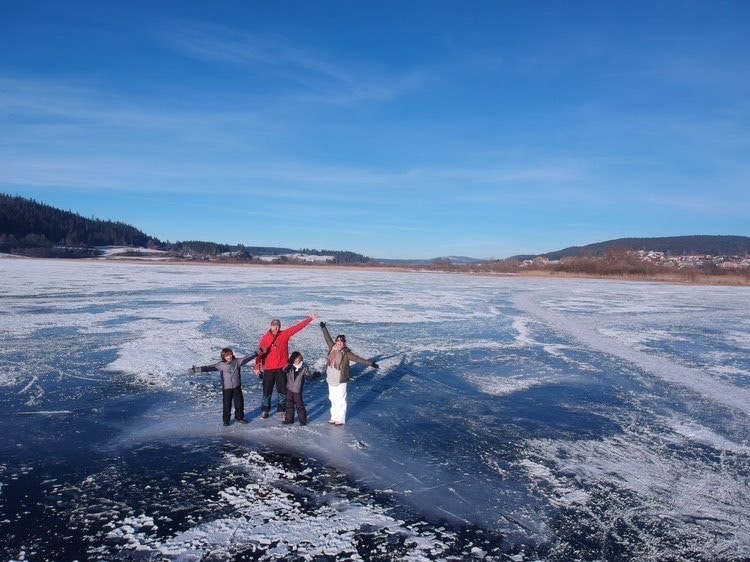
xmin=0 ymin=194 xmax=158 ymax=257
xmin=536 ymin=235 xmax=750 ymax=260
xmin=0 ymin=194 xmax=370 ymax=263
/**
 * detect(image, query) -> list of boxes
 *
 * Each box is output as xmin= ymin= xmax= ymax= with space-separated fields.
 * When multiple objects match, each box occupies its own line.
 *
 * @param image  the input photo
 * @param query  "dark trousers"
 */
xmin=261 ymin=368 xmax=286 ymax=413
xmin=222 ymin=386 xmax=244 ymax=423
xmin=284 ymin=390 xmax=307 ymax=424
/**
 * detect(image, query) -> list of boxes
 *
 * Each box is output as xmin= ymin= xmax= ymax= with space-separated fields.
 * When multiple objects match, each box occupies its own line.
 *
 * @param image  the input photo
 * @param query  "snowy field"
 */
xmin=1 ymin=259 xmax=749 ymax=561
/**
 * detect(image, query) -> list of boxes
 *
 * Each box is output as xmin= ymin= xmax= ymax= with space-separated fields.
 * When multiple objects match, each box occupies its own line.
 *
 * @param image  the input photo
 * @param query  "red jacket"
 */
xmin=255 ymin=316 xmax=313 ymax=371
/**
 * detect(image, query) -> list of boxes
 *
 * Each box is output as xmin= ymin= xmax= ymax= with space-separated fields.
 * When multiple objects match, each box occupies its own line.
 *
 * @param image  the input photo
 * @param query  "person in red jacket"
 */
xmin=255 ymin=312 xmax=318 ymax=418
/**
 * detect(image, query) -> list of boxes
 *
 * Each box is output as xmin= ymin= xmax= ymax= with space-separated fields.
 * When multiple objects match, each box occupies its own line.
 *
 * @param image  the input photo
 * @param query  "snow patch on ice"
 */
xmin=465 ymin=374 xmax=542 ymax=396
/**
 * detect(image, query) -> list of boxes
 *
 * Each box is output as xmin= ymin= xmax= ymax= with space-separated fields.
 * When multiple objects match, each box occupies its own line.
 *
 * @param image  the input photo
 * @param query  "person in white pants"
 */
xmin=320 ymin=322 xmax=378 ymax=425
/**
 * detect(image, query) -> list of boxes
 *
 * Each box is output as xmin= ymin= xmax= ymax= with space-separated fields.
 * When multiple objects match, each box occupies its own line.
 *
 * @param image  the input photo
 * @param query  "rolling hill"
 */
xmin=510 ymin=235 xmax=750 ymax=261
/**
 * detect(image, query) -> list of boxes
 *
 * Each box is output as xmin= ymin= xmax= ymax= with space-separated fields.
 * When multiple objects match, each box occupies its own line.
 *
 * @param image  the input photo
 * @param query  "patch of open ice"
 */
xmin=520 ymin=419 xmax=750 ymax=559
xmin=514 ymin=289 xmax=750 ymax=416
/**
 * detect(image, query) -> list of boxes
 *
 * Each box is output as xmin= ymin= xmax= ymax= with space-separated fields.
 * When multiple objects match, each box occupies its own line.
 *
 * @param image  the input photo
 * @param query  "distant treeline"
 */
xmin=169 ymin=241 xmax=370 ymax=263
xmin=0 ymin=193 xmax=370 ymax=263
xmin=167 ymin=241 xmax=296 ymax=258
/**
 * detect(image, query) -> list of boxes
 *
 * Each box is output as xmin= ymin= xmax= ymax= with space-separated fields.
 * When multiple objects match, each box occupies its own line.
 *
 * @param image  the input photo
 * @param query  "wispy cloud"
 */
xmin=159 ymin=21 xmax=427 ymax=104
xmin=0 ymin=77 xmax=178 ymax=128
xmin=0 ymin=74 xmax=588 ymax=198
xmin=0 ymin=76 xmax=264 ymax=139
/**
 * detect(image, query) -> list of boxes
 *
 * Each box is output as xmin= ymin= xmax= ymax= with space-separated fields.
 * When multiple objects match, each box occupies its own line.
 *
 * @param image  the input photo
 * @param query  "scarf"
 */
xmin=327 ymin=347 xmax=344 ymax=370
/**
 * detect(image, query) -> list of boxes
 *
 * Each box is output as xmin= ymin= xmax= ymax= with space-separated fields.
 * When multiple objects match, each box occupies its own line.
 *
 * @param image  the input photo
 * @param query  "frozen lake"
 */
xmin=1 ymin=259 xmax=749 ymax=561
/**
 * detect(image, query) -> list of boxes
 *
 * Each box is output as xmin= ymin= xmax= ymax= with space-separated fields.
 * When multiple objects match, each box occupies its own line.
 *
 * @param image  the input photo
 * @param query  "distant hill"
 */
xmin=0 ymin=193 xmax=370 ymax=262
xmin=510 ymin=235 xmax=750 ymax=261
xmin=0 ymin=193 xmax=159 ymax=257
xmin=376 ymin=255 xmax=482 ymax=266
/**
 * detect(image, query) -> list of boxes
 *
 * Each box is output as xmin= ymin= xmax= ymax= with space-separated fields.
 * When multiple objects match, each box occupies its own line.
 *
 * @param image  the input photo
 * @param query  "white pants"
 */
xmin=328 ymin=382 xmax=348 ymax=424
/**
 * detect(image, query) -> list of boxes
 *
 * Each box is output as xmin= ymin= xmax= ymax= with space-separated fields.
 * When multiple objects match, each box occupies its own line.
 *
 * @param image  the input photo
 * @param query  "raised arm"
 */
xmin=284 ymin=312 xmax=318 ymax=339
xmin=320 ymin=321 xmax=334 ymax=349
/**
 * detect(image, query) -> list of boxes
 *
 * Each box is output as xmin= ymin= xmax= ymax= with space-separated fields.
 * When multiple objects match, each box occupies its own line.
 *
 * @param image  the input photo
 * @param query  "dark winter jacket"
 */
xmin=283 ymin=361 xmax=318 ymax=393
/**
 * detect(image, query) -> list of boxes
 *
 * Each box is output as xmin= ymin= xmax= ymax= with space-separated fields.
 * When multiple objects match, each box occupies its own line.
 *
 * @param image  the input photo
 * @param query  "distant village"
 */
xmin=522 ymin=250 xmax=750 ymax=271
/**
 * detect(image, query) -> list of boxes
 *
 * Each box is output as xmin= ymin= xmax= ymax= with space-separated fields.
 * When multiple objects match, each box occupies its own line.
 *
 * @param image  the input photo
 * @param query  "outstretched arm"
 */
xmin=347 ymin=351 xmax=378 ymax=369
xmin=239 ymin=350 xmax=262 ymax=366
xmin=300 ymin=364 xmax=319 ymax=380
xmin=189 ymin=364 xmax=218 ymax=374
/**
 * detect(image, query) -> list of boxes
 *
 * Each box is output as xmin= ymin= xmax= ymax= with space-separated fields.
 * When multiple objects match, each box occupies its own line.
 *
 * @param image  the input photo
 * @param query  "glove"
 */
xmin=319 ymin=321 xmax=326 ymax=328
xmin=371 ymin=362 xmax=379 ymax=369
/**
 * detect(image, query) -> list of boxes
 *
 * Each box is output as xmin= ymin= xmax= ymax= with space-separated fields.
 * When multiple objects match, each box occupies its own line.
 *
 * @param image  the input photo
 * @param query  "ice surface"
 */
xmin=1 ymin=260 xmax=749 ymax=561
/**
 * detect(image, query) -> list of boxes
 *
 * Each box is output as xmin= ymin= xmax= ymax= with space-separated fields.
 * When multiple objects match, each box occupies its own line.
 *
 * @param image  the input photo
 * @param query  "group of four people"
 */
xmin=190 ymin=313 xmax=379 ymax=427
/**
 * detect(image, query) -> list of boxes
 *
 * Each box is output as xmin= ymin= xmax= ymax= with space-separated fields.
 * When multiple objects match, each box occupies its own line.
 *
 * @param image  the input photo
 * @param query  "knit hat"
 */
xmin=271 ymin=319 xmax=281 ymax=327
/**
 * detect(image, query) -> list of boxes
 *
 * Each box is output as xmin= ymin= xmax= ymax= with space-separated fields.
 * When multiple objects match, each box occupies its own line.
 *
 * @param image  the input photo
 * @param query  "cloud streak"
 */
xmin=160 ymin=22 xmax=426 ymax=104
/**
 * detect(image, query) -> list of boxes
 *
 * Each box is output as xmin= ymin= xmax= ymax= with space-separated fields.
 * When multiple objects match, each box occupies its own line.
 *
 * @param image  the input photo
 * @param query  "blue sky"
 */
xmin=1 ymin=1 xmax=748 ymax=259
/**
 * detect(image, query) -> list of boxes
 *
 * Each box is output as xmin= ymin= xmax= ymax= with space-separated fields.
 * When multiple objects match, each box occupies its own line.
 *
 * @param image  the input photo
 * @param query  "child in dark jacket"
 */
xmin=191 ymin=347 xmax=262 ymax=426
xmin=282 ymin=351 xmax=320 ymax=426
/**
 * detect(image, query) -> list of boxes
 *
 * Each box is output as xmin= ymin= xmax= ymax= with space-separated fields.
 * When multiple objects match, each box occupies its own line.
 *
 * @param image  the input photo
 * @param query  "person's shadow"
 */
xmin=305 ymin=353 xmax=406 ymax=423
